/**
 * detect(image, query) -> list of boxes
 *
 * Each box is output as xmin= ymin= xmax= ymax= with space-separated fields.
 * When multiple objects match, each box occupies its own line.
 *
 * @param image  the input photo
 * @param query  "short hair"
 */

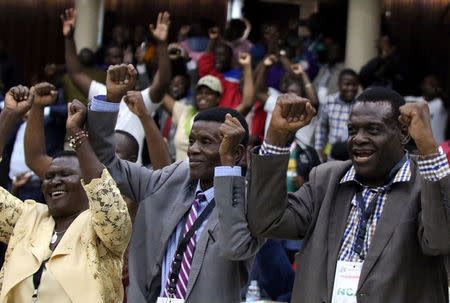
xmin=338 ymin=68 xmax=358 ymax=82
xmin=53 ymin=150 xmax=77 ymax=160
xmin=115 ymin=130 xmax=139 ymax=158
xmin=215 ymin=42 xmax=233 ymax=58
xmin=194 ymin=107 xmax=249 ymax=146
xmin=355 ymin=87 xmax=405 ymax=123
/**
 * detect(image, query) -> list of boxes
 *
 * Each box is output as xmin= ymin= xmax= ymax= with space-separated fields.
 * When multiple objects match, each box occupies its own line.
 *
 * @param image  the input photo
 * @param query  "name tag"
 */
xmin=331 ymin=261 xmax=362 ymax=303
xmin=156 ymin=297 xmax=185 ymax=303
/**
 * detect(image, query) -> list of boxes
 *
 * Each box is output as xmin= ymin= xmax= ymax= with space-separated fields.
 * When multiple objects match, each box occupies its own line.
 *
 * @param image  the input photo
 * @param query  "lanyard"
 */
xmin=32 ymin=258 xmax=50 ymax=302
xmin=353 ymin=153 xmax=408 ymax=258
xmin=166 ymin=199 xmax=215 ymax=297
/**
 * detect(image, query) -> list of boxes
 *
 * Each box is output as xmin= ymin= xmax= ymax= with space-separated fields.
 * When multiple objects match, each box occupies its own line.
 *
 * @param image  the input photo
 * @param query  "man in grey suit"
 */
xmin=87 ymin=63 xmax=263 ymax=302
xmin=242 ymin=88 xmax=450 ymax=302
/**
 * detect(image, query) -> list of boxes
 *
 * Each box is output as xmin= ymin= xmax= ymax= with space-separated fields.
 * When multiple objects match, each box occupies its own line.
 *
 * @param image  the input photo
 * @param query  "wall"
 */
xmin=0 ymin=0 xmax=228 ymax=87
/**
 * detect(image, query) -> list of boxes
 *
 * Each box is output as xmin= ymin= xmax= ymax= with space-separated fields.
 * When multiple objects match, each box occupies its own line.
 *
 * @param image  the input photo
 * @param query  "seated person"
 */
xmin=0 ymin=85 xmax=131 ymax=302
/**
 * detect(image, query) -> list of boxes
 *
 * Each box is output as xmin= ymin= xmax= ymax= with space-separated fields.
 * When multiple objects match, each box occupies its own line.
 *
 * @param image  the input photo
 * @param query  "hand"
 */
xmin=291 ymin=63 xmax=304 ymax=75
xmin=208 ymin=26 xmax=219 ymax=40
xmin=106 ymin=64 xmax=137 ymax=103
xmin=60 ymin=8 xmax=77 ymax=38
xmin=124 ymin=91 xmax=148 ymax=118
xmin=219 ymin=114 xmax=245 ymax=166
xmin=4 ymin=85 xmax=34 ymax=118
xmin=398 ymin=101 xmax=437 ymax=155
xmin=66 ymin=99 xmax=87 ymax=134
xmin=12 ymin=171 xmax=33 ymax=188
xmin=150 ymin=11 xmax=170 ymax=43
xmin=266 ymin=94 xmax=316 ymax=146
xmin=33 ymin=82 xmax=58 ymax=107
xmin=180 ymin=25 xmax=190 ymax=36
xmin=263 ymin=54 xmax=278 ymax=66
xmin=238 ymin=52 xmax=251 ymax=67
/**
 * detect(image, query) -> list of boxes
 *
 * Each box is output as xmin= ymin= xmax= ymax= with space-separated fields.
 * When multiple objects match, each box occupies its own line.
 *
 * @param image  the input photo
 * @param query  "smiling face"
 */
xmin=187 ymin=120 xmax=222 ymax=189
xmin=347 ymin=101 xmax=407 ymax=186
xmin=42 ymin=156 xmax=89 ymax=218
xmin=339 ymin=74 xmax=359 ymax=103
xmin=195 ymin=86 xmax=221 ymax=111
xmin=169 ymin=75 xmax=190 ymax=100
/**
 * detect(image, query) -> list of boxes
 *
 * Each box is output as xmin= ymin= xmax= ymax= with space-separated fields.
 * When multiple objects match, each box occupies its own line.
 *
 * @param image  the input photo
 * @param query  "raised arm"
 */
xmin=248 ymin=94 xmax=317 ymax=238
xmin=125 ymin=91 xmax=171 ymax=169
xmin=149 ymin=12 xmax=171 ymax=103
xmin=88 ymin=64 xmax=169 ymax=202
xmin=161 ymin=93 xmax=176 ymax=115
xmin=0 ymin=86 xmax=33 ymax=156
xmin=291 ymin=63 xmax=319 ymax=111
xmin=205 ymin=26 xmax=220 ymax=53
xmin=68 ymin=100 xmax=131 ymax=254
xmin=399 ymin=101 xmax=450 ymax=254
xmin=61 ymin=8 xmax=92 ymax=96
xmin=215 ymin=114 xmax=265 ymax=260
xmin=235 ymin=52 xmax=255 ymax=117
xmin=0 ymin=86 xmax=34 ymax=244
xmin=24 ymin=82 xmax=58 ymax=179
xmin=254 ymin=55 xmax=277 ymax=104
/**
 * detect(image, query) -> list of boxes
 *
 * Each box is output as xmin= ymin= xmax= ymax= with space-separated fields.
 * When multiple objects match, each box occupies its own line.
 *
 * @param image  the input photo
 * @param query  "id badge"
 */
xmin=156 ymin=297 xmax=185 ymax=303
xmin=331 ymin=261 xmax=362 ymax=303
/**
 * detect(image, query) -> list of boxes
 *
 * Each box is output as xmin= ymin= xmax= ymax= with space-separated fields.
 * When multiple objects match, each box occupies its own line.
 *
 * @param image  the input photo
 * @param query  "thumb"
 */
xmin=67 ymin=102 xmax=73 ymax=115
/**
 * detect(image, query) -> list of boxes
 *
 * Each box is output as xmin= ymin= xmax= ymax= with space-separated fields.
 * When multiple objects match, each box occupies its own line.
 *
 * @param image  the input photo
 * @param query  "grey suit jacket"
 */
xmin=87 ymin=109 xmax=261 ymax=303
xmin=247 ymin=152 xmax=450 ymax=303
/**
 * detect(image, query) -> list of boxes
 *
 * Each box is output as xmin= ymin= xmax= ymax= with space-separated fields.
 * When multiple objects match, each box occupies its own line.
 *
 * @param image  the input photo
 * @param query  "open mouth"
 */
xmin=48 ymin=190 xmax=68 ymax=199
xmin=352 ymin=150 xmax=375 ymax=163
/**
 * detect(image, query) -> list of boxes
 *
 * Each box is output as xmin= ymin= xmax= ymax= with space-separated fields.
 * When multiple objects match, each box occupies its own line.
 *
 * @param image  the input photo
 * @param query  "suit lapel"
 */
xmin=358 ymin=181 xmax=411 ymax=288
xmin=326 ymin=183 xmax=356 ymax=296
xmin=185 ymin=208 xmax=218 ymax=299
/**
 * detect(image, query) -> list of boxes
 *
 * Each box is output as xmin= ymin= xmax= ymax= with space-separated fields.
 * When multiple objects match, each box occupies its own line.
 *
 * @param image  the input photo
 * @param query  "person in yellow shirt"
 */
xmin=0 ymin=85 xmax=131 ymax=303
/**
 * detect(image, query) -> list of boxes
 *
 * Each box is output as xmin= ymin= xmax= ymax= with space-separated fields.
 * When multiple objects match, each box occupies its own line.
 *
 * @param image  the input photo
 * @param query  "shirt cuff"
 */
xmin=259 ymin=139 xmax=291 ymax=156
xmin=90 ymin=95 xmax=120 ymax=112
xmin=417 ymin=147 xmax=450 ymax=181
xmin=214 ymin=166 xmax=242 ymax=177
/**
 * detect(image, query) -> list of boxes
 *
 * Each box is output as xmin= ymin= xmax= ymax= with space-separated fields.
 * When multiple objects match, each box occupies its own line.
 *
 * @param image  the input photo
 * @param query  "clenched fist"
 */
xmin=218 ymin=114 xmax=246 ymax=166
xmin=4 ymin=85 xmax=34 ymax=118
xmin=33 ymin=82 xmax=58 ymax=107
xmin=106 ymin=64 xmax=137 ymax=103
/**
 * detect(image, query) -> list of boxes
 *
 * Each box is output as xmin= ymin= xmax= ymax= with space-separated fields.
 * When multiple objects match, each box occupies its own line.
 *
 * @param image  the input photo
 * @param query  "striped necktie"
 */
xmin=164 ymin=192 xmax=206 ymax=299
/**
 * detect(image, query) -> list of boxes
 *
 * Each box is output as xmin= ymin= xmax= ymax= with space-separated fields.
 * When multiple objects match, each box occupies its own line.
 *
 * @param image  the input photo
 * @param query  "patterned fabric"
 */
xmin=260 ymin=139 xmax=290 ymax=155
xmin=0 ymin=168 xmax=131 ymax=303
xmin=417 ymin=147 xmax=450 ymax=181
xmin=338 ymin=159 xmax=411 ymax=262
xmin=314 ymin=92 xmax=355 ymax=150
xmin=164 ymin=192 xmax=206 ymax=299
xmin=338 ymin=151 xmax=450 ymax=262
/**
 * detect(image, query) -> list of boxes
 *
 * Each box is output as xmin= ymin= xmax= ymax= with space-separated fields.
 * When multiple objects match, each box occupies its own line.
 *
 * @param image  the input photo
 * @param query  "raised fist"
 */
xmin=33 ymin=82 xmax=58 ymax=107
xmin=106 ymin=64 xmax=137 ymax=103
xmin=208 ymin=27 xmax=219 ymax=40
xmin=263 ymin=54 xmax=278 ymax=67
xmin=4 ymin=85 xmax=34 ymax=117
xmin=60 ymin=8 xmax=77 ymax=38
xmin=266 ymin=94 xmax=316 ymax=146
xmin=398 ymin=101 xmax=437 ymax=155
xmin=238 ymin=52 xmax=251 ymax=67
xmin=66 ymin=99 xmax=87 ymax=133
xmin=150 ymin=11 xmax=170 ymax=43
xmin=291 ymin=63 xmax=304 ymax=75
xmin=124 ymin=91 xmax=148 ymax=118
xmin=218 ymin=114 xmax=246 ymax=166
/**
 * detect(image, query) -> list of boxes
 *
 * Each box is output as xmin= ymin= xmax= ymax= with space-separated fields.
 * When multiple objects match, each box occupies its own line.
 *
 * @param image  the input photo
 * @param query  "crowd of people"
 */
xmin=0 ymin=6 xmax=449 ymax=303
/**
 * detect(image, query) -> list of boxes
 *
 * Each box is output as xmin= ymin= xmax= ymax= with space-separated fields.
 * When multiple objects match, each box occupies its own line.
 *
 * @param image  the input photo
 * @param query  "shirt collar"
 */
xmin=340 ymin=154 xmax=411 ymax=186
xmin=195 ymin=181 xmax=214 ymax=204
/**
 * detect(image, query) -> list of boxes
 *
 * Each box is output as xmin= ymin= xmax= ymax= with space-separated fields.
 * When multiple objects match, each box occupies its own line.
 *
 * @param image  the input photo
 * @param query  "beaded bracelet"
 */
xmin=67 ymin=130 xmax=88 ymax=151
